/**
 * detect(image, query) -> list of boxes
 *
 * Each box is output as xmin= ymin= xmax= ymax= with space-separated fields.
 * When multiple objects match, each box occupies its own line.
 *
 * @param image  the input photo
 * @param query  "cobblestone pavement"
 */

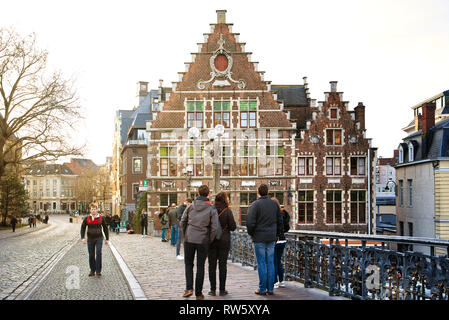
xmin=110 ymin=232 xmax=347 ymax=300
xmin=25 ymin=239 xmax=133 ymax=300
xmin=0 ymin=215 xmax=80 ymax=300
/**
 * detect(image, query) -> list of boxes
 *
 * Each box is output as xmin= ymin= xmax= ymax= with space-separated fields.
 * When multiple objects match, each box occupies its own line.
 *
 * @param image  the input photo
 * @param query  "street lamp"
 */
xmin=182 ymin=165 xmax=194 ymax=198
xmin=209 ymin=124 xmax=225 ymax=199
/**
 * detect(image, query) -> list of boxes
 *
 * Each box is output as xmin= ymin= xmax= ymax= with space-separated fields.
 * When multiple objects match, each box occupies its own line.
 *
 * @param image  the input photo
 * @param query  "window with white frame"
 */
xmin=326 ymin=156 xmax=342 ymax=175
xmin=350 ymin=157 xmax=366 ymax=176
xmin=265 ymin=145 xmax=284 ymax=176
xmin=187 ymin=101 xmax=204 ymax=128
xmin=298 ymin=190 xmax=314 ymax=224
xmin=326 ymin=190 xmax=342 ymax=224
xmin=350 ymin=190 xmax=366 ymax=224
xmin=408 ymin=179 xmax=413 ymax=207
xmin=326 ymin=129 xmax=342 ymax=145
xmin=132 ymin=157 xmax=143 ymax=174
xmin=240 ymin=145 xmax=257 ymax=176
xmin=408 ymin=142 xmax=414 ymax=162
xmin=221 ymin=145 xmax=232 ymax=176
xmin=399 ymin=145 xmax=404 ymax=163
xmin=132 ymin=183 xmax=140 ymax=200
xmin=240 ymin=100 xmax=257 ymax=128
xmin=298 ymin=157 xmax=314 ymax=176
xmin=213 ymin=100 xmax=231 ymax=128
xmin=160 ymin=146 xmax=177 ymax=176
xmin=187 ymin=145 xmax=204 ymax=176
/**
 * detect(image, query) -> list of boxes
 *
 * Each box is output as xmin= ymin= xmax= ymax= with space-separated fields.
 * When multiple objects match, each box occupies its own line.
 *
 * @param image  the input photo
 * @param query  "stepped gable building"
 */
xmin=146 ymin=10 xmax=296 ymax=227
xmin=146 ymin=10 xmax=376 ymax=233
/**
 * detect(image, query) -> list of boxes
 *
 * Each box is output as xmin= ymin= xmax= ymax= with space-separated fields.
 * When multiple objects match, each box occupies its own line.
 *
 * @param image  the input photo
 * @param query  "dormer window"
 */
xmin=408 ymin=142 xmax=414 ymax=162
xmin=399 ymin=145 xmax=404 ymax=163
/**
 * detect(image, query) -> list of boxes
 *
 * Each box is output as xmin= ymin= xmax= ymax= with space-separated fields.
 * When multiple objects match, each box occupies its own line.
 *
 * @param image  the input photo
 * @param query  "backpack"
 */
xmin=214 ymin=207 xmax=227 ymax=241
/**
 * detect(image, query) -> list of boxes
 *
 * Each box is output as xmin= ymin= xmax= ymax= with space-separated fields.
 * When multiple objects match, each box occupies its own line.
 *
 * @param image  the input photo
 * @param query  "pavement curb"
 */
xmin=109 ymin=241 xmax=147 ymax=300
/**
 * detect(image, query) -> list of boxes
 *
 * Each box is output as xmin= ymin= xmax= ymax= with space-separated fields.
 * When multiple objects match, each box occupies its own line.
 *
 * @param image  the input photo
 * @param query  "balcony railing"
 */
xmin=230 ymin=227 xmax=449 ymax=300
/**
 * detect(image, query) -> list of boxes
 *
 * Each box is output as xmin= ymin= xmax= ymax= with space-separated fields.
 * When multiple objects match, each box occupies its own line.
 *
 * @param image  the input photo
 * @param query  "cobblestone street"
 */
xmin=1 ymin=215 xmax=345 ymax=300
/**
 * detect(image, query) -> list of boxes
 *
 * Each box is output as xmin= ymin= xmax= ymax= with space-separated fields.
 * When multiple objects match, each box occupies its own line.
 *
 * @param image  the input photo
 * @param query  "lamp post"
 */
xmin=208 ymin=124 xmax=225 ymax=199
xmin=182 ymin=165 xmax=193 ymax=199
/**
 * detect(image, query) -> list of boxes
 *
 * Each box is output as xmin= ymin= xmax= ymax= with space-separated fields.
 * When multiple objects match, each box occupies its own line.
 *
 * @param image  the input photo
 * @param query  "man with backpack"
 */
xmin=180 ymin=185 xmax=218 ymax=300
xmin=80 ymin=202 xmax=109 ymax=277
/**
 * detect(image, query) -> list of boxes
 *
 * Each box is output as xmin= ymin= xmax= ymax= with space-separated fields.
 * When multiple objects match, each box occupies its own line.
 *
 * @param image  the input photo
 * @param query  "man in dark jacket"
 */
xmin=140 ymin=212 xmax=148 ymax=236
xmin=10 ymin=216 xmax=18 ymax=232
xmin=181 ymin=185 xmax=218 ymax=300
xmin=246 ymin=184 xmax=283 ymax=296
xmin=168 ymin=204 xmax=178 ymax=246
xmin=81 ymin=202 xmax=109 ymax=277
xmin=176 ymin=198 xmax=192 ymax=259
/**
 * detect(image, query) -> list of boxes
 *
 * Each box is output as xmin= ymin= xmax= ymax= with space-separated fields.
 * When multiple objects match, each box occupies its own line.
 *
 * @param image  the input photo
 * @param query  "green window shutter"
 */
xmin=222 ymin=101 xmax=231 ymax=110
xmin=187 ymin=101 xmax=195 ymax=111
xmin=277 ymin=146 xmax=284 ymax=156
xmin=195 ymin=101 xmax=204 ymax=111
xmin=160 ymin=147 xmax=168 ymax=157
xmin=213 ymin=101 xmax=221 ymax=111
xmin=240 ymin=101 xmax=248 ymax=111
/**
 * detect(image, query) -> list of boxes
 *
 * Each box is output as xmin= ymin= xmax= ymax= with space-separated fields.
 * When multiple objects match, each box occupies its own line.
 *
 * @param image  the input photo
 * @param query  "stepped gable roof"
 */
xmin=149 ymin=10 xmax=293 ymax=130
xmin=63 ymin=158 xmax=98 ymax=175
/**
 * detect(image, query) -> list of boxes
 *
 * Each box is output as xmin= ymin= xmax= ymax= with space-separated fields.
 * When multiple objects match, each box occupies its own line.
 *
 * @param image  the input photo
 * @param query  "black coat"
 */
xmin=213 ymin=203 xmax=237 ymax=244
xmin=246 ymin=195 xmax=283 ymax=243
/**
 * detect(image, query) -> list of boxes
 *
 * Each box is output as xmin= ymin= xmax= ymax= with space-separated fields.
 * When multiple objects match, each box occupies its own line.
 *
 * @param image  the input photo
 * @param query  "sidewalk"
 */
xmin=110 ymin=232 xmax=347 ymax=300
xmin=0 ymin=222 xmax=50 ymax=240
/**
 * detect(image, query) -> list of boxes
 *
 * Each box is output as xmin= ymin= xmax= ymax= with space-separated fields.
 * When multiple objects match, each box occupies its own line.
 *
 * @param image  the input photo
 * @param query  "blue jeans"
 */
xmin=253 ymin=242 xmax=275 ymax=293
xmin=274 ymin=242 xmax=286 ymax=283
xmin=171 ymin=224 xmax=178 ymax=245
xmin=161 ymin=228 xmax=167 ymax=240
xmin=87 ymin=240 xmax=103 ymax=273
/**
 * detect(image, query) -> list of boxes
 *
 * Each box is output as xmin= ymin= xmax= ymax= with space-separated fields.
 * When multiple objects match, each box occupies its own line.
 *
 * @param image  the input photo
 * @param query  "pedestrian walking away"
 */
xmin=181 ymin=185 xmax=218 ymax=300
xmin=176 ymin=198 xmax=192 ymax=260
xmin=159 ymin=208 xmax=169 ymax=242
xmin=207 ymin=192 xmax=236 ymax=297
xmin=246 ymin=184 xmax=283 ymax=296
xmin=140 ymin=211 xmax=148 ymax=236
xmin=168 ymin=204 xmax=178 ymax=246
xmin=28 ymin=216 xmax=32 ymax=228
xmin=80 ymin=202 xmax=110 ymax=277
xmin=10 ymin=216 xmax=18 ymax=232
xmin=271 ymin=198 xmax=291 ymax=289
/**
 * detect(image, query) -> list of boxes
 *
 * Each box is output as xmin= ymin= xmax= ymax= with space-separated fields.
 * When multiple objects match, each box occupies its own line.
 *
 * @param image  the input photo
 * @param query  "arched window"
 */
xmin=408 ymin=142 xmax=414 ymax=162
xmin=399 ymin=145 xmax=404 ymax=163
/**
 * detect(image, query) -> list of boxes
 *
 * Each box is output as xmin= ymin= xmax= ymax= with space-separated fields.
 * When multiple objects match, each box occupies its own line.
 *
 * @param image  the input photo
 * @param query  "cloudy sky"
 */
xmin=1 ymin=0 xmax=448 ymax=164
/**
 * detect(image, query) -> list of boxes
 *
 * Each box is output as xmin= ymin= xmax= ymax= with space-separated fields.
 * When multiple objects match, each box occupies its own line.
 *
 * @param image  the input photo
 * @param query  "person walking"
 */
xmin=246 ymin=184 xmax=283 ymax=296
xmin=176 ymin=198 xmax=192 ymax=260
xmin=159 ymin=208 xmax=169 ymax=242
xmin=207 ymin=192 xmax=236 ymax=297
xmin=140 ymin=211 xmax=148 ymax=236
xmin=271 ymin=199 xmax=291 ymax=289
xmin=168 ymin=204 xmax=178 ymax=247
xmin=32 ymin=215 xmax=37 ymax=228
xmin=28 ymin=215 xmax=32 ymax=228
xmin=181 ymin=185 xmax=218 ymax=300
xmin=105 ymin=214 xmax=112 ymax=232
xmin=10 ymin=216 xmax=18 ymax=232
xmin=80 ymin=202 xmax=109 ymax=277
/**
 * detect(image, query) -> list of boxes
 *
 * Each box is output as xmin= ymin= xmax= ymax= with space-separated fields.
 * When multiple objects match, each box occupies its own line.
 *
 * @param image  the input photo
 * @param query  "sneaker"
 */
xmin=279 ymin=281 xmax=286 ymax=287
xmin=176 ymin=255 xmax=184 ymax=260
xmin=274 ymin=283 xmax=279 ymax=289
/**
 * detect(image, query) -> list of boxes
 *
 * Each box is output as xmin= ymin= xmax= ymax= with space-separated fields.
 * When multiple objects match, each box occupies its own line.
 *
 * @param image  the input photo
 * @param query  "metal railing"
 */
xmin=230 ymin=227 xmax=449 ymax=300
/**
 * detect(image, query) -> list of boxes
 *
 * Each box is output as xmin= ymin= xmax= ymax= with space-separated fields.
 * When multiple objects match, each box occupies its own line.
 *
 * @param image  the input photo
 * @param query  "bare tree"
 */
xmin=0 ymin=27 xmax=84 ymax=179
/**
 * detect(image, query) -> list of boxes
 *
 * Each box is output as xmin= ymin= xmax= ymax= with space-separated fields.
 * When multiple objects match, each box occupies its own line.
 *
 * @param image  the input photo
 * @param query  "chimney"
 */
xmin=422 ymin=102 xmax=436 ymax=134
xmin=354 ymin=102 xmax=366 ymax=130
xmin=330 ymin=81 xmax=337 ymax=92
xmin=217 ymin=10 xmax=227 ymax=24
xmin=414 ymin=113 xmax=422 ymax=132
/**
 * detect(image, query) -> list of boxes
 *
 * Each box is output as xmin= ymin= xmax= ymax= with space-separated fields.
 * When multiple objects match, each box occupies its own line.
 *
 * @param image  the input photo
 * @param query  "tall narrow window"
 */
xmin=326 ymin=156 xmax=342 ymax=175
xmin=298 ymin=190 xmax=314 ymax=224
xmin=265 ymin=145 xmax=284 ymax=176
xmin=132 ymin=157 xmax=143 ymax=174
xmin=408 ymin=179 xmax=413 ymax=207
xmin=350 ymin=190 xmax=366 ymax=224
xmin=187 ymin=145 xmax=204 ymax=176
xmin=187 ymin=101 xmax=204 ymax=128
xmin=240 ymin=100 xmax=257 ymax=128
xmin=160 ymin=146 xmax=177 ymax=176
xmin=399 ymin=180 xmax=404 ymax=206
xmin=298 ymin=157 xmax=314 ymax=176
xmin=222 ymin=145 xmax=232 ymax=176
xmin=213 ymin=100 xmax=231 ymax=128
xmin=240 ymin=192 xmax=257 ymax=226
xmin=326 ymin=190 xmax=342 ymax=224
xmin=350 ymin=157 xmax=366 ymax=176
xmin=326 ymin=129 xmax=342 ymax=145
xmin=240 ymin=145 xmax=257 ymax=176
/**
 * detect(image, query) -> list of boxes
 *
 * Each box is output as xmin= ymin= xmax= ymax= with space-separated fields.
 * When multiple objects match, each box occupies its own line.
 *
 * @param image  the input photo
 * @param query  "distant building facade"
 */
xmin=395 ymin=89 xmax=449 ymax=254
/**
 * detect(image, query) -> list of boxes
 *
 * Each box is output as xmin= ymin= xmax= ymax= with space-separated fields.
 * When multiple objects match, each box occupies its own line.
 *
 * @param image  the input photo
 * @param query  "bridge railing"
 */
xmin=230 ymin=227 xmax=449 ymax=300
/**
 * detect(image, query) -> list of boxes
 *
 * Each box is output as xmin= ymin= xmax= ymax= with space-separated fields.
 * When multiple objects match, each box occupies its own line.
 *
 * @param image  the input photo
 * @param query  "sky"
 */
xmin=1 ymin=0 xmax=448 ymax=164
